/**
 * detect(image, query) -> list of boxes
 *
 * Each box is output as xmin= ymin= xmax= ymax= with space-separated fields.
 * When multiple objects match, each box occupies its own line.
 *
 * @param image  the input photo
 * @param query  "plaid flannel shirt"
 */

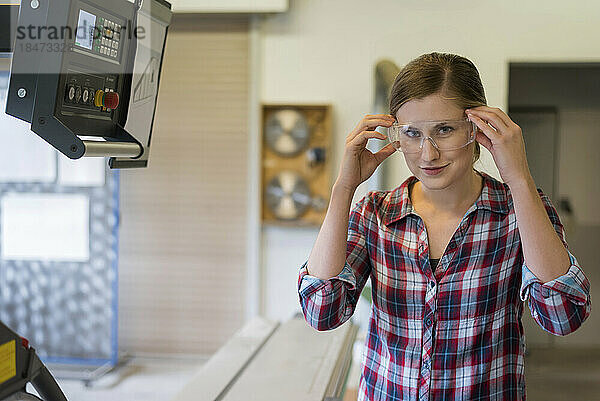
xmin=297 ymin=171 xmax=591 ymax=401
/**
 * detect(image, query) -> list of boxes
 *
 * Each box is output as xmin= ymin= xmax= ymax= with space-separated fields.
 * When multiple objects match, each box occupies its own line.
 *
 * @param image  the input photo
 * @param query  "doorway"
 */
xmin=508 ymin=63 xmax=600 ymax=349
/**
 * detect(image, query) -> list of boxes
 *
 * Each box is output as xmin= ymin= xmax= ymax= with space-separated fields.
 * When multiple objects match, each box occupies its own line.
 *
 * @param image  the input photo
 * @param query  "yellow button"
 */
xmin=94 ymin=89 xmax=104 ymax=108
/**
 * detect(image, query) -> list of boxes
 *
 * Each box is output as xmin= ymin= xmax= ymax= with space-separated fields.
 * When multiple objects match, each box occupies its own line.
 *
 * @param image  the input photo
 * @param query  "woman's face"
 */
xmin=394 ymin=93 xmax=476 ymax=191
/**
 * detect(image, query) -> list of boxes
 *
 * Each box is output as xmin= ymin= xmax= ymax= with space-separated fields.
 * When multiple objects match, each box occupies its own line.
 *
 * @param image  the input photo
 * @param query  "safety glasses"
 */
xmin=388 ymin=118 xmax=477 ymax=154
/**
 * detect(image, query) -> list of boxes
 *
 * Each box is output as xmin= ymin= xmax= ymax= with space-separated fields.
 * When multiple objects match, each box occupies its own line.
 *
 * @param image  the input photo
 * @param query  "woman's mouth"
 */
xmin=421 ymin=164 xmax=449 ymax=176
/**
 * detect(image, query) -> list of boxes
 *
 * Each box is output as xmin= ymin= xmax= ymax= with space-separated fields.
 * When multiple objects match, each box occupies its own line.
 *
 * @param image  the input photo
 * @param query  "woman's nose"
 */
xmin=420 ymin=137 xmax=439 ymax=160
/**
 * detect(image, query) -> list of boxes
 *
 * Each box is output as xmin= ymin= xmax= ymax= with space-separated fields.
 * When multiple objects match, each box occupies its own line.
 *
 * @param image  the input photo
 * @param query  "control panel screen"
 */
xmin=75 ymin=9 xmax=96 ymax=50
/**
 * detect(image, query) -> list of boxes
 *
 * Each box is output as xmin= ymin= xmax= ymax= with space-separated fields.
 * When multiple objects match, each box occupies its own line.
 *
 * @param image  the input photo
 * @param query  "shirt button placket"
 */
xmin=420 ymin=313 xmax=434 ymax=400
xmin=418 ymin=228 xmax=434 ymax=400
xmin=426 ymin=280 xmax=436 ymax=301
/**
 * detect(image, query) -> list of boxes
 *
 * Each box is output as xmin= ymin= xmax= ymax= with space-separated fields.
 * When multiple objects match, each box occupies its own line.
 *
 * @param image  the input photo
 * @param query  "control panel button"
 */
xmin=95 ymin=89 xmax=104 ymax=108
xmin=103 ymin=91 xmax=119 ymax=109
xmin=66 ymin=85 xmax=75 ymax=102
xmin=74 ymin=86 xmax=82 ymax=103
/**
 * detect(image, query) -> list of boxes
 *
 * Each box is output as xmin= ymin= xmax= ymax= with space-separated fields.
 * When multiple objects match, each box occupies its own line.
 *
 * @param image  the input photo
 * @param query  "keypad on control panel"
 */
xmin=92 ymin=16 xmax=121 ymax=60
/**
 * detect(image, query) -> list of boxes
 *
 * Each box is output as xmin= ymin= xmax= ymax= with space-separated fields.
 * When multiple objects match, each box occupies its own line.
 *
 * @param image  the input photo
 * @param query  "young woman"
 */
xmin=297 ymin=52 xmax=591 ymax=401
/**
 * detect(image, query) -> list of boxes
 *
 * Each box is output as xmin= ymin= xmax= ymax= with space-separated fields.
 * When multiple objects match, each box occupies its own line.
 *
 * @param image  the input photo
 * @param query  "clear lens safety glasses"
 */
xmin=388 ymin=118 xmax=477 ymax=154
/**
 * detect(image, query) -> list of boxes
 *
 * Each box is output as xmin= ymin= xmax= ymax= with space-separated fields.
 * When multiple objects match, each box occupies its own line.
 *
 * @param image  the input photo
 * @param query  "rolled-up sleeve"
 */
xmin=297 ymin=193 xmax=373 ymax=331
xmin=519 ymin=189 xmax=591 ymax=336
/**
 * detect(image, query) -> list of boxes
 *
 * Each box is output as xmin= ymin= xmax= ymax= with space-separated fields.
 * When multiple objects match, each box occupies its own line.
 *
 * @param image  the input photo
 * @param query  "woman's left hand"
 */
xmin=466 ymin=106 xmax=533 ymax=188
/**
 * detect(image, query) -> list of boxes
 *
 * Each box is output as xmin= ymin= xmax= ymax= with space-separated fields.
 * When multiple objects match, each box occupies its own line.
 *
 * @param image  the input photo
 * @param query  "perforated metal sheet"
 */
xmin=0 ymin=175 xmax=119 ymax=364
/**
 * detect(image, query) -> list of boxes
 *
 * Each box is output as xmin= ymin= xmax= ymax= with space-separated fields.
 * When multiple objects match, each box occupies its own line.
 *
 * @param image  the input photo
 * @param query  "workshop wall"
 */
xmin=118 ymin=15 xmax=250 ymax=355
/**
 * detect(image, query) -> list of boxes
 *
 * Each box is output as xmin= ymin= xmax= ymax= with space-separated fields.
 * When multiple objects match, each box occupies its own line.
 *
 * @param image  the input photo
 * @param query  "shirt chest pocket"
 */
xmin=439 ymin=253 xmax=521 ymax=320
xmin=436 ymin=304 xmax=518 ymax=365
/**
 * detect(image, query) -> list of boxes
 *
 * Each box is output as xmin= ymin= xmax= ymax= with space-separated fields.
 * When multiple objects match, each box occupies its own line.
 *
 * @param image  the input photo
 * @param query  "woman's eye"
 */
xmin=438 ymin=126 xmax=454 ymax=135
xmin=404 ymin=130 xmax=421 ymax=138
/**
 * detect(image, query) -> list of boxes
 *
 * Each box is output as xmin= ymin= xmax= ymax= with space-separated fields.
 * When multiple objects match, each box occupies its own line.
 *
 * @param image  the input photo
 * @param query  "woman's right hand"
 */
xmin=335 ymin=114 xmax=397 ymax=193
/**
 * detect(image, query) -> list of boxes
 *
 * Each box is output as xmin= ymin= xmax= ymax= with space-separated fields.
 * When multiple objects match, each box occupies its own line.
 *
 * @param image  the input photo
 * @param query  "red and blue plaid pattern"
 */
xmin=298 ymin=171 xmax=591 ymax=401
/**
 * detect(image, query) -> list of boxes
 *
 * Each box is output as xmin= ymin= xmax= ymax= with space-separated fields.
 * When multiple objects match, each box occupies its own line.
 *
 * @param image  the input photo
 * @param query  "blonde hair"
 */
xmin=389 ymin=52 xmax=487 ymax=163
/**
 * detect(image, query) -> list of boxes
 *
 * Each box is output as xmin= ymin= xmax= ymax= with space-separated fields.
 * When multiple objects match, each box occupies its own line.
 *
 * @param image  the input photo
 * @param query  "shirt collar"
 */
xmin=382 ymin=170 xmax=509 ymax=226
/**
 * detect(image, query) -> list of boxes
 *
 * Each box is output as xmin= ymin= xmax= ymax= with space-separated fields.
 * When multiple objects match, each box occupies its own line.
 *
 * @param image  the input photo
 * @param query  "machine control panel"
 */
xmin=62 ymin=72 xmax=119 ymax=115
xmin=6 ymin=0 xmax=173 ymax=168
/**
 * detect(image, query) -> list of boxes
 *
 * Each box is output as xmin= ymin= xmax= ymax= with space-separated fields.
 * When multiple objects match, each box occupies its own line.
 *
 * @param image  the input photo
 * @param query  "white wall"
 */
xmin=258 ymin=0 xmax=600 ymax=327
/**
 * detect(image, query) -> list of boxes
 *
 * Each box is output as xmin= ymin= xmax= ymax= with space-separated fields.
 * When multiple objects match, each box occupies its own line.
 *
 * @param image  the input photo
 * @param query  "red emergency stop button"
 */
xmin=103 ymin=91 xmax=120 ymax=109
